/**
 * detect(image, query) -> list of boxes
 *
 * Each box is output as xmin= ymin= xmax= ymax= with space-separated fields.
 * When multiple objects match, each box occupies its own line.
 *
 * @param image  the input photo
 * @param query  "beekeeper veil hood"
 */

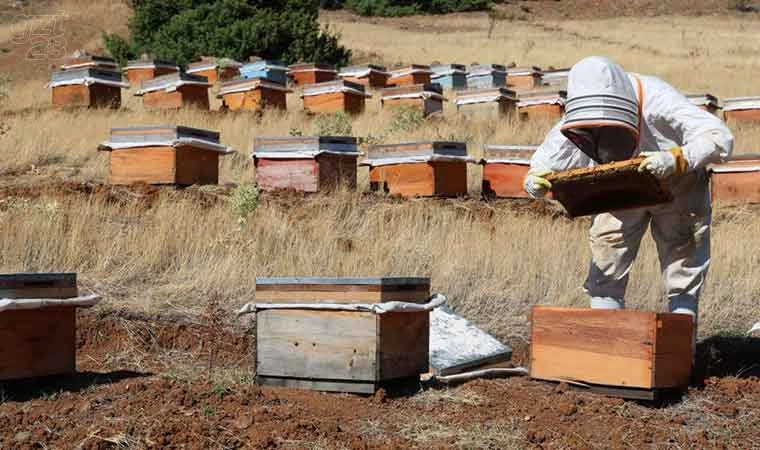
xmin=561 ymin=56 xmax=641 ymax=164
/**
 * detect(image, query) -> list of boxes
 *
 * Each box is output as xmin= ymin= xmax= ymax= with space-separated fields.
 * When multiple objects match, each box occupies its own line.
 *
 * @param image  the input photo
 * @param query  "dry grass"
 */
xmin=0 ymin=2 xmax=759 ymax=340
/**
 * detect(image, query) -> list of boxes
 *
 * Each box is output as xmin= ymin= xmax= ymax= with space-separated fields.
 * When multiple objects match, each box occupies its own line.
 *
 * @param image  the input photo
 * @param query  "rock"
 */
xmin=14 ymin=431 xmax=31 ymax=443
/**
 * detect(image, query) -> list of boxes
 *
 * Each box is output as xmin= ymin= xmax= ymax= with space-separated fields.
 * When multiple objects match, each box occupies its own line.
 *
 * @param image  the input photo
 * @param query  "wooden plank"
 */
xmin=174 ymin=147 xmax=219 ymax=186
xmin=143 ymin=90 xmax=183 ymax=110
xmin=303 ymin=92 xmax=347 ymax=114
xmin=377 ymin=311 xmax=429 ymax=380
xmin=370 ymin=163 xmax=435 ymax=197
xmin=653 ymin=314 xmax=693 ymax=388
xmin=110 ymin=146 xmax=176 ymax=185
xmin=482 ymin=163 xmax=531 ymax=199
xmin=256 ymin=310 xmax=377 ymax=381
xmin=317 ymin=153 xmax=357 ymax=191
xmin=255 ymin=158 xmax=319 ymax=192
xmin=256 ymin=283 xmax=429 ymax=292
xmin=255 ymin=289 xmax=431 ymax=304
xmin=518 ymin=103 xmax=563 ymax=121
xmin=711 ymin=171 xmax=760 ymax=204
xmin=256 ymin=375 xmax=376 ymax=394
xmin=0 ymin=306 xmax=76 ymax=380
xmin=52 ymin=84 xmax=90 ymax=107
xmin=0 ymin=273 xmax=77 ymax=299
xmin=724 ymin=108 xmax=760 ymax=123
xmin=432 ymin=161 xmax=468 ymax=197
xmin=179 ymin=85 xmax=210 ymax=110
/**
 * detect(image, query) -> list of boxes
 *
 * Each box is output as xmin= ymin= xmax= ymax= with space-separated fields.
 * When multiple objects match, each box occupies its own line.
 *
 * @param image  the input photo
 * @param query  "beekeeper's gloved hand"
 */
xmin=523 ymin=170 xmax=552 ymax=198
xmin=638 ymin=147 xmax=689 ymax=180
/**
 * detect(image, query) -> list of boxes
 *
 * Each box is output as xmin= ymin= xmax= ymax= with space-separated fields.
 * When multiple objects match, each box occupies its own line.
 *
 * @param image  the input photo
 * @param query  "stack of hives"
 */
xmin=387 ymin=64 xmax=433 ymax=87
xmin=301 ymin=80 xmax=371 ymax=115
xmin=134 ymin=72 xmax=211 ymax=110
xmin=467 ymin=64 xmax=507 ymax=89
xmin=517 ymin=89 xmax=567 ymax=121
xmin=507 ymin=66 xmax=543 ymax=91
xmin=239 ymin=59 xmax=289 ymax=85
xmin=381 ymin=83 xmax=446 ymax=117
xmin=217 ymin=77 xmax=291 ymax=112
xmin=338 ymin=64 xmax=391 ymax=90
xmin=454 ymin=87 xmax=517 ymax=119
xmin=186 ymin=57 xmax=242 ymax=84
xmin=288 ymin=63 xmax=338 ymax=85
xmin=430 ymin=64 xmax=468 ymax=90
xmin=122 ymin=58 xmax=180 ymax=88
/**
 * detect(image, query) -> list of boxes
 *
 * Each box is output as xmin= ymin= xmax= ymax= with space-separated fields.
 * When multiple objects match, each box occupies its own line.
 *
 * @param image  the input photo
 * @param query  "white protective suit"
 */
xmin=530 ymin=56 xmax=734 ymax=321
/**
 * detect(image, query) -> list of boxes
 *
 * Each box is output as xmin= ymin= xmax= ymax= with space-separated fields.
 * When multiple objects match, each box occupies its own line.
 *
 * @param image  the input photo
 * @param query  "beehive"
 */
xmin=381 ymin=84 xmax=445 ymax=117
xmin=454 ymin=87 xmax=518 ymax=119
xmin=387 ymin=65 xmax=433 ymax=87
xmin=48 ymin=68 xmax=128 ymax=108
xmin=430 ymin=64 xmax=468 ymax=90
xmin=302 ymin=80 xmax=370 ymax=115
xmin=507 ymin=66 xmax=543 ymax=91
xmin=98 ymin=126 xmax=232 ymax=186
xmin=722 ymin=97 xmax=760 ymax=122
xmin=686 ymin=93 xmax=720 ymax=116
xmin=239 ymin=60 xmax=289 ymax=85
xmin=134 ymin=72 xmax=211 ymax=110
xmin=480 ymin=145 xmax=538 ymax=198
xmin=530 ymin=306 xmax=693 ymax=399
xmin=252 ymin=277 xmax=432 ymax=394
xmin=122 ymin=59 xmax=179 ymax=88
xmin=466 ymin=64 xmax=507 ymax=89
xmin=0 ymin=273 xmax=100 ymax=381
xmin=60 ymin=54 xmax=118 ymax=71
xmin=518 ymin=89 xmax=567 ymax=121
xmin=217 ymin=78 xmax=291 ymax=112
xmin=186 ymin=58 xmax=242 ymax=84
xmin=363 ymin=141 xmax=473 ymax=197
xmin=338 ymin=64 xmax=391 ymax=90
xmin=540 ymin=68 xmax=569 ymax=89
xmin=709 ymin=154 xmax=760 ymax=204
xmin=288 ymin=63 xmax=338 ymax=85
xmin=252 ymin=136 xmax=360 ymax=192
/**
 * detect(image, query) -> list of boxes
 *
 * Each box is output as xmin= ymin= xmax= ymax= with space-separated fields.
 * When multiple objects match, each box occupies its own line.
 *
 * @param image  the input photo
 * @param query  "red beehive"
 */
xmin=338 ymin=64 xmax=391 ymax=90
xmin=722 ymin=97 xmax=760 ymax=123
xmin=288 ymin=63 xmax=338 ymax=86
xmin=387 ymin=65 xmax=433 ymax=87
xmin=708 ymin=154 xmax=760 ymax=204
xmin=480 ymin=145 xmax=538 ymax=199
xmin=134 ymin=72 xmax=211 ymax=110
xmin=301 ymin=80 xmax=371 ymax=115
xmin=217 ymin=78 xmax=291 ymax=112
xmin=518 ymin=89 xmax=566 ymax=122
xmin=122 ymin=59 xmax=180 ymax=88
xmin=381 ymin=84 xmax=446 ymax=117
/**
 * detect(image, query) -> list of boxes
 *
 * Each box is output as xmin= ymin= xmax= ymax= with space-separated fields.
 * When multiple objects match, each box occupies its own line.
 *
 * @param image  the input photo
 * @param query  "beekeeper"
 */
xmin=523 ymin=56 xmax=733 ymax=329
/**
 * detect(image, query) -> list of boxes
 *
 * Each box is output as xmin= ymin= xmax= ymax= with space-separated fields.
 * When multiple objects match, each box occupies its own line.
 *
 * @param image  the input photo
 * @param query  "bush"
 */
xmin=231 ymin=183 xmax=259 ymax=225
xmin=340 ymin=0 xmax=490 ymax=16
xmin=312 ymin=112 xmax=353 ymax=136
xmin=104 ymin=0 xmax=351 ymax=67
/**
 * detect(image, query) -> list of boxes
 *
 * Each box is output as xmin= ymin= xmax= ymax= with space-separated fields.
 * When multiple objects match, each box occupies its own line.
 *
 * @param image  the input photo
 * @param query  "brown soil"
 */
xmin=1 ymin=309 xmax=759 ymax=449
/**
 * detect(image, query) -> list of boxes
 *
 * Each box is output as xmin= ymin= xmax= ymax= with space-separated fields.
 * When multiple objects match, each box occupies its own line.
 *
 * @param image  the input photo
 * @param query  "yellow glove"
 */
xmin=523 ymin=170 xmax=552 ymax=198
xmin=638 ymin=147 xmax=689 ymax=180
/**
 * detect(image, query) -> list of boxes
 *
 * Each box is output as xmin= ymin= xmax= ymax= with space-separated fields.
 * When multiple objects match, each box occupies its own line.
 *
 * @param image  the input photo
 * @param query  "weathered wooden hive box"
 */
xmin=466 ymin=64 xmax=507 ymax=89
xmin=123 ymin=59 xmax=179 ymax=88
xmin=186 ymin=58 xmax=242 ymax=85
xmin=288 ymin=63 xmax=338 ymax=85
xmin=430 ymin=64 xmax=468 ymax=90
xmin=480 ymin=145 xmax=538 ymax=198
xmin=518 ymin=89 xmax=567 ymax=121
xmin=530 ymin=306 xmax=693 ymax=399
xmin=381 ymin=83 xmax=445 ymax=117
xmin=252 ymin=136 xmax=360 ymax=192
xmin=60 ymin=54 xmax=118 ymax=71
xmin=338 ymin=64 xmax=390 ymax=90
xmin=709 ymin=154 xmax=760 ymax=204
xmin=217 ymin=78 xmax=291 ymax=112
xmin=686 ymin=93 xmax=720 ymax=116
xmin=301 ymin=80 xmax=370 ymax=115
xmin=454 ymin=87 xmax=517 ymax=119
xmin=98 ymin=126 xmax=232 ymax=186
xmin=0 ymin=273 xmax=100 ymax=381
xmin=387 ymin=65 xmax=433 ymax=87
xmin=507 ymin=66 xmax=543 ymax=91
xmin=545 ymin=158 xmax=673 ymax=217
xmin=239 ymin=60 xmax=289 ymax=85
xmin=722 ymin=97 xmax=760 ymax=122
xmin=135 ymin=72 xmax=211 ymax=110
xmin=254 ymin=277 xmax=432 ymax=394
xmin=363 ymin=141 xmax=473 ymax=197
xmin=48 ymin=68 xmax=128 ymax=108
xmin=540 ymin=68 xmax=569 ymax=89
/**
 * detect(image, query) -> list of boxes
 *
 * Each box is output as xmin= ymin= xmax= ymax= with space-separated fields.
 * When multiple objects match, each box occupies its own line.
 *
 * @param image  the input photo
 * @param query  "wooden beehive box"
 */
xmin=381 ymin=83 xmax=445 ymax=117
xmin=722 ymin=97 xmax=760 ymax=122
xmin=338 ymin=64 xmax=390 ymax=90
xmin=686 ymin=93 xmax=720 ymax=116
xmin=481 ymin=145 xmax=538 ymax=198
xmin=239 ymin=60 xmax=289 ymax=85
xmin=254 ymin=277 xmax=431 ymax=394
xmin=430 ymin=64 xmax=468 ymax=90
xmin=388 ymin=65 xmax=433 ymax=87
xmin=530 ymin=306 xmax=693 ymax=399
xmin=545 ymin=158 xmax=673 ymax=217
xmin=252 ymin=136 xmax=359 ymax=192
xmin=135 ymin=72 xmax=211 ymax=110
xmin=302 ymin=80 xmax=370 ymax=115
xmin=0 ymin=273 xmax=98 ymax=381
xmin=467 ymin=64 xmax=507 ymax=89
xmin=709 ymin=154 xmax=760 ymax=204
xmin=98 ymin=126 xmax=232 ymax=186
xmin=507 ymin=66 xmax=543 ymax=91
xmin=60 ymin=54 xmax=119 ymax=71
xmin=187 ymin=58 xmax=242 ymax=85
xmin=455 ymin=87 xmax=518 ymax=119
xmin=363 ymin=141 xmax=472 ymax=197
xmin=49 ymin=68 xmax=128 ymax=108
xmin=540 ymin=68 xmax=569 ymax=89
xmin=518 ymin=89 xmax=566 ymax=121
xmin=123 ymin=59 xmax=179 ymax=88
xmin=289 ymin=63 xmax=338 ymax=85
xmin=217 ymin=78 xmax=291 ymax=112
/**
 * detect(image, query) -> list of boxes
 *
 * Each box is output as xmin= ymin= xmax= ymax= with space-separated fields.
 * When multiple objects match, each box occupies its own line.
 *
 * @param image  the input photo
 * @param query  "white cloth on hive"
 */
xmin=236 ymin=293 xmax=446 ymax=317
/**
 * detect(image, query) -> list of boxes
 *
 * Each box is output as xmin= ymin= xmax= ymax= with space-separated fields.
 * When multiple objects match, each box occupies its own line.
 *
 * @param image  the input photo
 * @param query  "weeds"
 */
xmin=313 ymin=111 xmax=353 ymax=136
xmin=230 ymin=183 xmax=259 ymax=225
xmin=387 ymin=105 xmax=425 ymax=134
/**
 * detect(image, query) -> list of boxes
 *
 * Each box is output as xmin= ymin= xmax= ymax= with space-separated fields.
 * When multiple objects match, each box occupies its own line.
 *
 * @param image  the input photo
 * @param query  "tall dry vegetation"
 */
xmin=1 ymin=5 xmax=760 ymax=338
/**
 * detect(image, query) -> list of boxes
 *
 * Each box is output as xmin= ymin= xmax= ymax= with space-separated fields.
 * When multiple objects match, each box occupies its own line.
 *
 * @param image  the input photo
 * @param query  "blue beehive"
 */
xmin=430 ymin=64 xmax=468 ymax=90
xmin=240 ymin=60 xmax=289 ymax=85
xmin=467 ymin=64 xmax=507 ymax=89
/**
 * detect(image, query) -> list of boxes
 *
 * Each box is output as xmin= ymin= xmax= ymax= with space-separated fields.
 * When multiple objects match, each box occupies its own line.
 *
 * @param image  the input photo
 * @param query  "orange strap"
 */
xmin=633 ymin=75 xmax=644 ymax=146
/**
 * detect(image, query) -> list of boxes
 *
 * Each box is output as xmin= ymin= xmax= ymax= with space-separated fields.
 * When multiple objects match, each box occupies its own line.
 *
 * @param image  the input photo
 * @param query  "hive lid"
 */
xmin=288 ymin=63 xmax=337 ymax=73
xmin=187 ymin=60 xmax=219 ymax=73
xmin=507 ymin=66 xmax=543 ymax=76
xmin=339 ymin=64 xmax=389 ymax=77
xmin=0 ymin=272 xmax=89 ymax=307
xmin=430 ymin=63 xmax=467 ymax=75
xmin=389 ymin=64 xmax=433 ymax=77
xmin=135 ymin=72 xmax=210 ymax=95
xmin=468 ymin=64 xmax=507 ymax=76
xmin=61 ymin=54 xmax=118 ymax=70
xmin=256 ymin=277 xmax=430 ymax=286
xmin=124 ymin=59 xmax=179 ymax=71
xmin=518 ymin=89 xmax=567 ymax=107
xmin=217 ymin=77 xmax=291 ymax=96
xmin=482 ymin=144 xmax=539 ymax=163
xmin=252 ymin=136 xmax=360 ymax=159
xmin=363 ymin=141 xmax=474 ymax=166
xmin=454 ymin=87 xmax=516 ymax=105
xmin=301 ymin=79 xmax=369 ymax=97
xmin=241 ymin=60 xmax=288 ymax=71
xmin=99 ymin=126 xmax=232 ymax=153
xmin=722 ymin=96 xmax=760 ymax=111
xmin=708 ymin=153 xmax=760 ymax=173
xmin=48 ymin=68 xmax=128 ymax=88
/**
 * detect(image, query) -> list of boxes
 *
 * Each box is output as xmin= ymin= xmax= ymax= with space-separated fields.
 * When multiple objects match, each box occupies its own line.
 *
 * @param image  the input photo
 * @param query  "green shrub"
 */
xmin=340 ymin=0 xmax=490 ymax=16
xmin=231 ymin=183 xmax=259 ymax=225
xmin=104 ymin=0 xmax=350 ymax=67
xmin=388 ymin=106 xmax=425 ymax=134
xmin=312 ymin=112 xmax=353 ymax=136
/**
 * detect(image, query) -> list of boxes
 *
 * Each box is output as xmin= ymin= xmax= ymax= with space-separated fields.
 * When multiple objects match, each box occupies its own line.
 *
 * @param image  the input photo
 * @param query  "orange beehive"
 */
xmin=363 ymin=141 xmax=474 ymax=197
xmin=122 ymin=59 xmax=179 ymax=88
xmin=387 ymin=65 xmax=433 ymax=87
xmin=288 ymin=63 xmax=338 ymax=85
xmin=48 ymin=68 xmax=128 ymax=108
xmin=301 ymin=80 xmax=370 ymax=115
xmin=381 ymin=84 xmax=446 ymax=117
xmin=507 ymin=66 xmax=542 ymax=91
xmin=217 ymin=78 xmax=291 ymax=112
xmin=454 ymin=87 xmax=518 ymax=119
xmin=722 ymin=97 xmax=760 ymax=122
xmin=709 ymin=154 xmax=760 ymax=204
xmin=518 ymin=89 xmax=566 ymax=121
xmin=186 ymin=58 xmax=242 ymax=84
xmin=338 ymin=64 xmax=391 ymax=90
xmin=480 ymin=145 xmax=538 ymax=199
xmin=134 ymin=72 xmax=211 ymax=110
xmin=686 ymin=93 xmax=720 ymax=116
